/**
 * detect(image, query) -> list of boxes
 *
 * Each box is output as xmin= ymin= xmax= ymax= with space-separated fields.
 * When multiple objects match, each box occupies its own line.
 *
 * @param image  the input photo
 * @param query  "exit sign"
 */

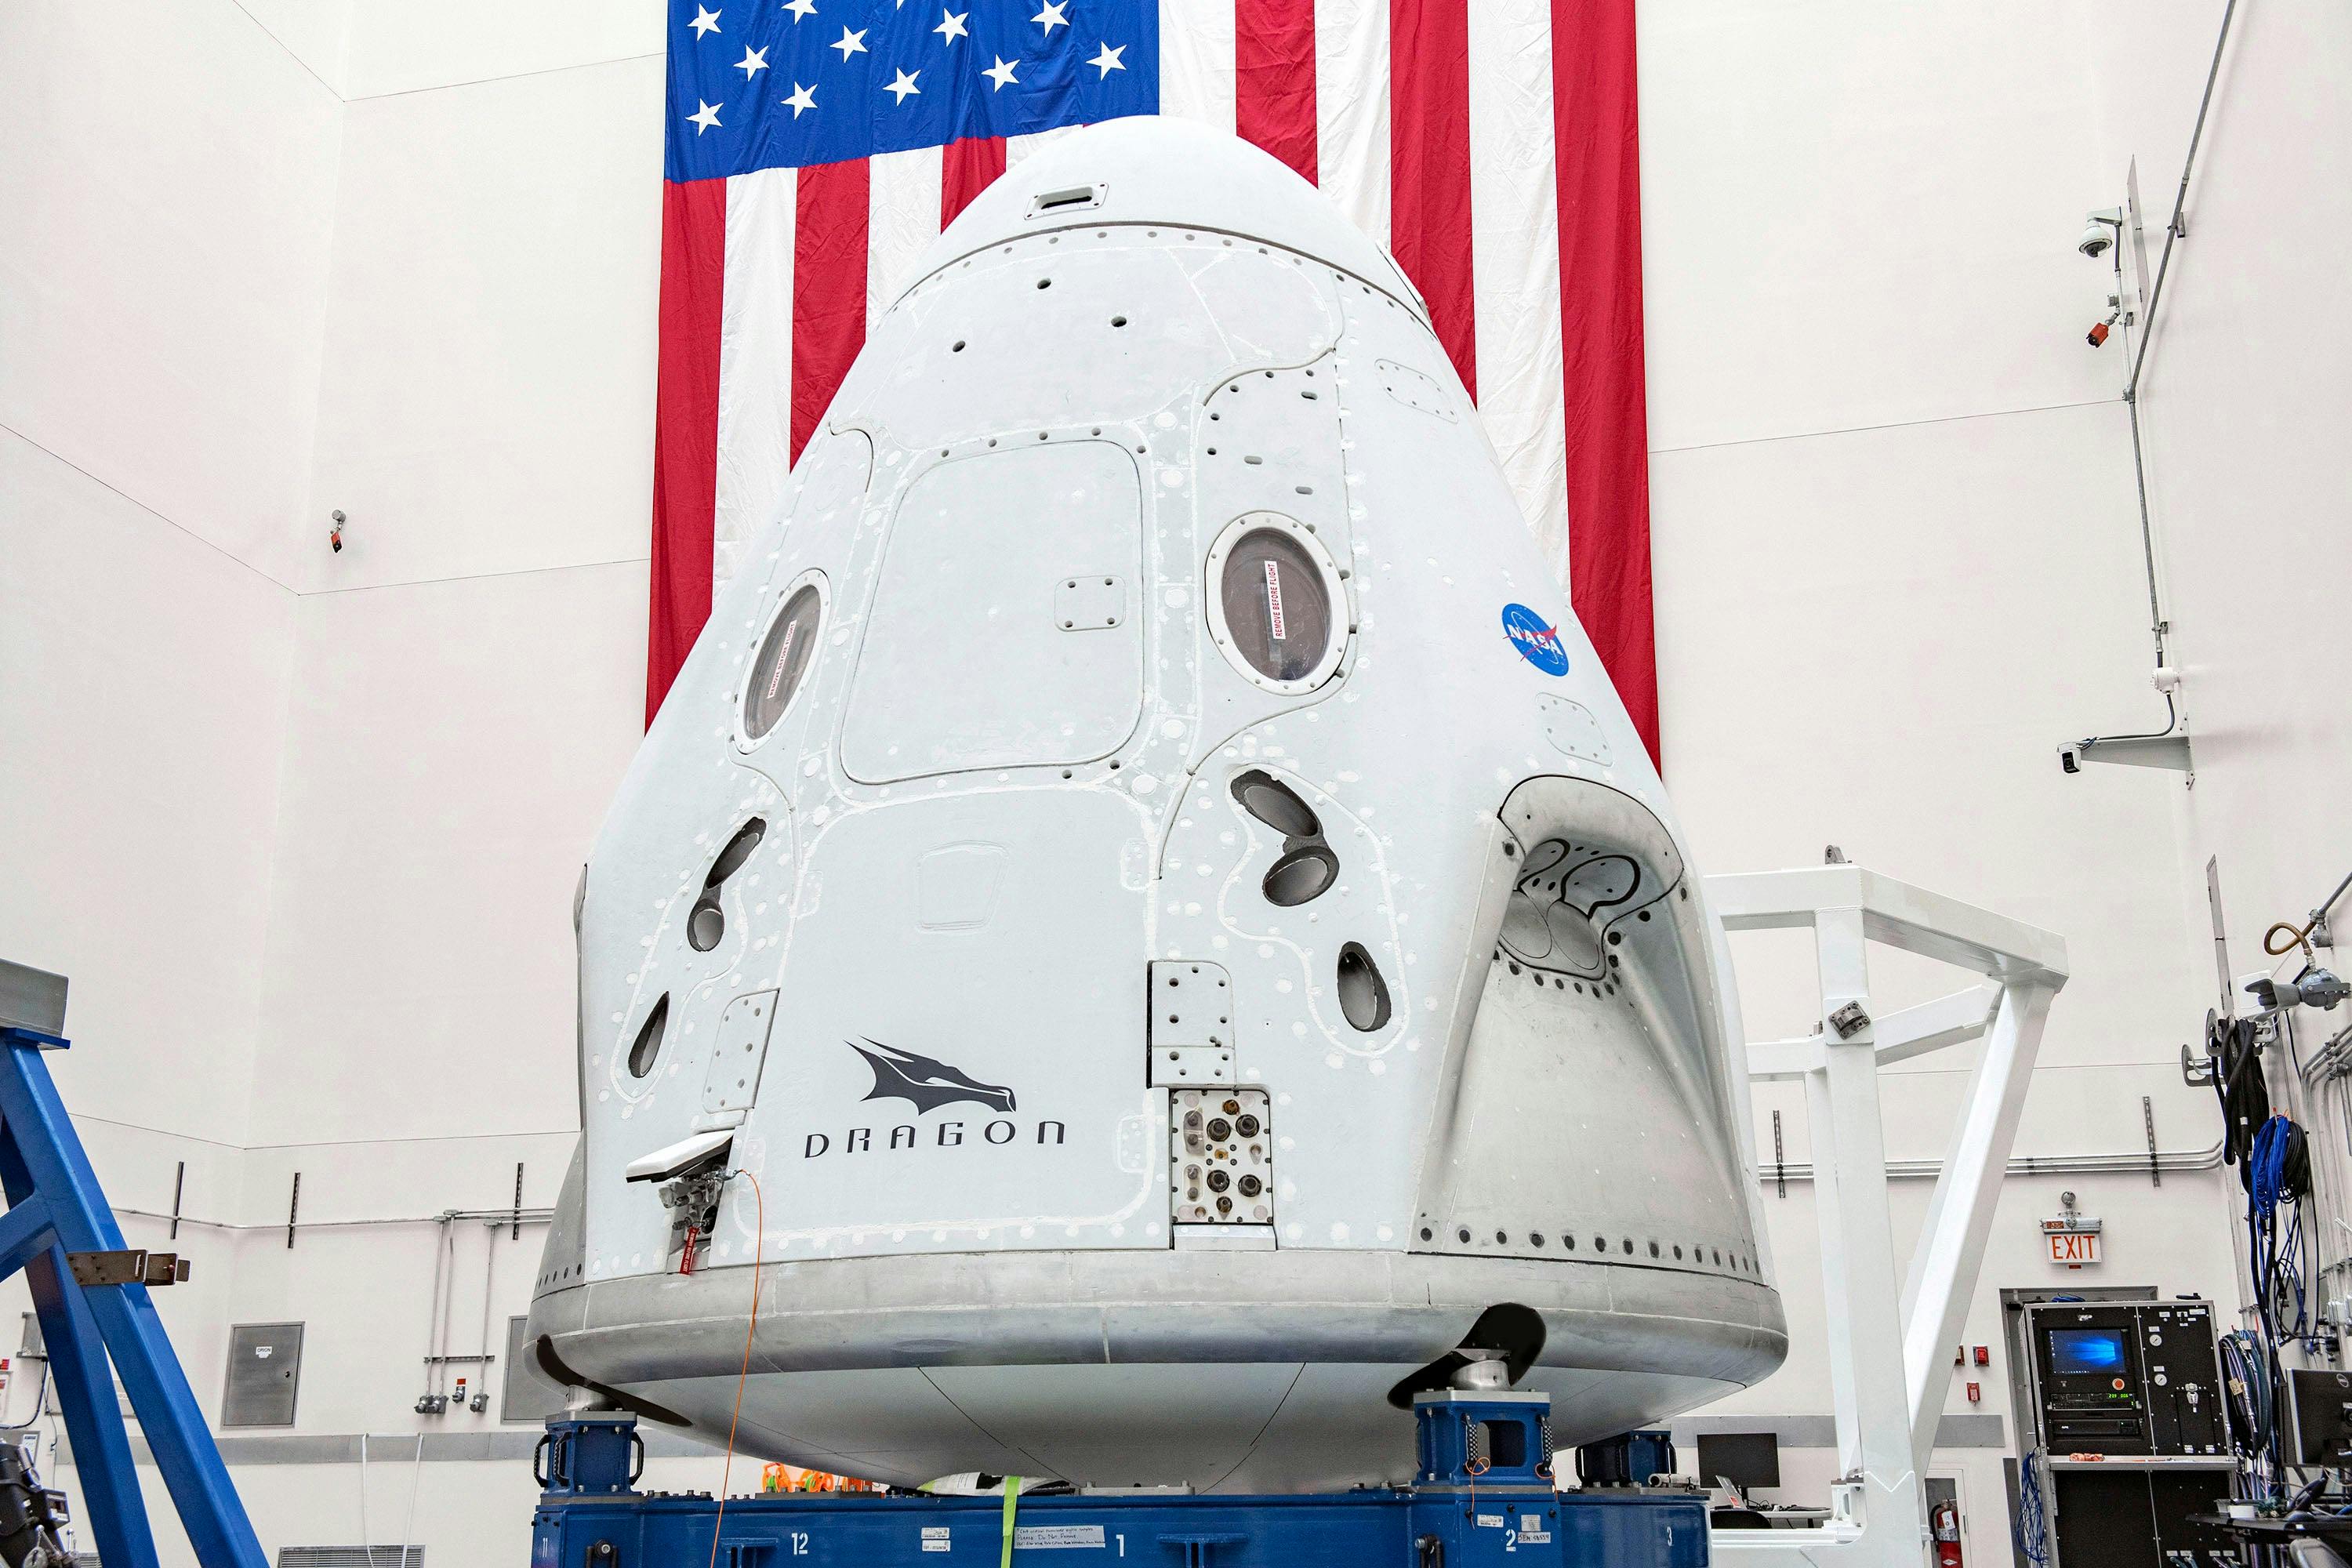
xmin=2045 ymin=1229 xmax=2102 ymax=1268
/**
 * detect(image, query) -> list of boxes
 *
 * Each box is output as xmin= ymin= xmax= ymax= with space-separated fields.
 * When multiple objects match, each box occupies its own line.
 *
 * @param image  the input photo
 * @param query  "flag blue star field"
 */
xmin=648 ymin=0 xmax=1665 ymax=764
xmin=665 ymin=2 xmax=1159 ymax=179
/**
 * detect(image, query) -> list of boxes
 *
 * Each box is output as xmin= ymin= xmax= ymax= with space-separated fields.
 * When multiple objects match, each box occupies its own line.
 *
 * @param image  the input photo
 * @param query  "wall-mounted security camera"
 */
xmin=2058 ymin=743 xmax=2084 ymax=775
xmin=2078 ymin=207 xmax=2124 ymax=260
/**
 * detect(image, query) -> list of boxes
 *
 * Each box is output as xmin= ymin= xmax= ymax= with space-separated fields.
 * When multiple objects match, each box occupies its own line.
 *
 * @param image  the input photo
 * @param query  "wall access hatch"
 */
xmin=222 ymin=1321 xmax=303 ymax=1428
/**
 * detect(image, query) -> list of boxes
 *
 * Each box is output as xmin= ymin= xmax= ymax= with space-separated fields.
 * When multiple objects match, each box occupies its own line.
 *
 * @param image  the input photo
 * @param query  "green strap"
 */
xmin=1000 ymin=1475 xmax=1022 ymax=1568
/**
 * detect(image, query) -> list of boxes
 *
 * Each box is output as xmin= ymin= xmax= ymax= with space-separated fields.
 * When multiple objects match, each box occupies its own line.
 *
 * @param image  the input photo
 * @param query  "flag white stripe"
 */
xmin=869 ymin=145 xmax=946 ymax=324
xmin=1156 ymin=0 xmax=1236 ymax=131
xmin=1314 ymin=0 xmax=1390 ymax=243
xmin=1466 ymin=0 xmax=1569 ymax=575
xmin=714 ymin=165 xmax=799 ymax=595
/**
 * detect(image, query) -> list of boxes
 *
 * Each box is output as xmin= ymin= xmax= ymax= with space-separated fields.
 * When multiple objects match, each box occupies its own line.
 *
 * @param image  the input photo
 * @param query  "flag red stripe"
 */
xmin=941 ymin=136 xmax=1007 ymax=227
xmin=1235 ymin=0 xmax=1317 ymax=183
xmin=792 ymin=157 xmax=872 ymax=465
xmin=1388 ymin=0 xmax=1476 ymax=397
xmin=645 ymin=176 xmax=728 ymax=726
xmin=1550 ymin=0 xmax=1657 ymax=762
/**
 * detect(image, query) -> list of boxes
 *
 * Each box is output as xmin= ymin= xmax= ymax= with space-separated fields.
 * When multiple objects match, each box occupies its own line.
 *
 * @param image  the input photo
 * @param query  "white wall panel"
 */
xmin=234 ymin=0 xmax=359 ymax=98
xmin=301 ymin=57 xmax=663 ymax=594
xmin=0 ymin=431 xmax=291 ymax=1140
xmin=247 ymin=564 xmax=644 ymax=1144
xmin=1653 ymin=401 xmax=2205 ymax=1066
xmin=0 ymin=0 xmax=341 ymax=586
xmin=2130 ymin=0 xmax=2352 ymax=1004
xmin=341 ymin=0 xmax=664 ymax=102
xmin=1637 ymin=0 xmax=2129 ymax=453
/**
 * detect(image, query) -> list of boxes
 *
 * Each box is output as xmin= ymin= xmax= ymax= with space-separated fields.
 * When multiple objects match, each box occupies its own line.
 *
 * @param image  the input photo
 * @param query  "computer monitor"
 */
xmin=2288 ymin=1368 xmax=2352 ymax=1467
xmin=1696 ymin=1432 xmax=1781 ymax=1493
xmin=2047 ymin=1327 xmax=2128 ymax=1377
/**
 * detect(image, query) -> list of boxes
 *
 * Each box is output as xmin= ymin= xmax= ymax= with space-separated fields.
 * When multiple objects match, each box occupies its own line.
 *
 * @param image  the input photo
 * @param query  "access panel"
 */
xmin=844 ymin=442 xmax=1144 ymax=783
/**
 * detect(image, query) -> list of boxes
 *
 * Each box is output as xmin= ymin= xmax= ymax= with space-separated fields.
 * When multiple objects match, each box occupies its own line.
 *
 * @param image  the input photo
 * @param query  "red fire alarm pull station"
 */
xmin=1973 ymin=1345 xmax=1990 ymax=1367
xmin=1965 ymin=1381 xmax=1982 ymax=1403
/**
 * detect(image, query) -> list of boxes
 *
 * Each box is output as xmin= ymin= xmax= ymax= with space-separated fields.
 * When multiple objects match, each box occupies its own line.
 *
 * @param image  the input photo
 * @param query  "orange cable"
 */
xmin=707 ymin=1170 xmax=765 ymax=1568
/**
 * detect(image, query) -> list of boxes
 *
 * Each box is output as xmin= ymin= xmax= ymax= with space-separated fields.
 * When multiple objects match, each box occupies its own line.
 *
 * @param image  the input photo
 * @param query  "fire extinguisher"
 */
xmin=1932 ymin=1498 xmax=1963 ymax=1568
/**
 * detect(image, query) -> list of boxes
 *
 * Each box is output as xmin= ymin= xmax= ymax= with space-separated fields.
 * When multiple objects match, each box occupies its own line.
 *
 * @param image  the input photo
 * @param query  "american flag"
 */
xmin=648 ymin=0 xmax=1657 ymax=758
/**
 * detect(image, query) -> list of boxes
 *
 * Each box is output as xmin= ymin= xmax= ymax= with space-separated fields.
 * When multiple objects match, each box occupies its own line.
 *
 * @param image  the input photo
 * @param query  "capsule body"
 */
xmin=531 ymin=117 xmax=1784 ymax=1491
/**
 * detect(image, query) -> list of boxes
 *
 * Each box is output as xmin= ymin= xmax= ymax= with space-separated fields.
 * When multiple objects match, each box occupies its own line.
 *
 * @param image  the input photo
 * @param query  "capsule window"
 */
xmin=1214 ymin=526 xmax=1334 ymax=685
xmin=626 ymin=995 xmax=670 ymax=1078
xmin=742 ymin=585 xmax=822 ymax=740
xmin=1336 ymin=942 xmax=1392 ymax=1031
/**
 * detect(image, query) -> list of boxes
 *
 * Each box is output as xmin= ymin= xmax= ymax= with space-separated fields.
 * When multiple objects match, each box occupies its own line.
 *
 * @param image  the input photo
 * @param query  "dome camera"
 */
xmin=2078 ymin=207 xmax=2124 ymax=260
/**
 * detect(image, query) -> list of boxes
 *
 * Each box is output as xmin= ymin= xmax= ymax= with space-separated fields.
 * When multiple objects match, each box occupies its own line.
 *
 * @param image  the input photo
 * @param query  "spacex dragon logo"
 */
xmin=848 ymin=1039 xmax=1017 ymax=1116
xmin=800 ymin=1039 xmax=1057 ymax=1158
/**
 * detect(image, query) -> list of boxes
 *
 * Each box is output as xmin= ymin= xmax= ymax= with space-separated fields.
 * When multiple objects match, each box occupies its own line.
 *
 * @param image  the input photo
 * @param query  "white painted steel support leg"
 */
xmin=1806 ymin=907 xmax=1928 ymax=1549
xmin=1898 ymin=981 xmax=2057 ymax=1474
xmin=1702 ymin=866 xmax=2068 ymax=1568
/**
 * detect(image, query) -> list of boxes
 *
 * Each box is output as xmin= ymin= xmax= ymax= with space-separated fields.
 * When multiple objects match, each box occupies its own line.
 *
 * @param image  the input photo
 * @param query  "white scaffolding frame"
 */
xmin=1702 ymin=865 xmax=2070 ymax=1568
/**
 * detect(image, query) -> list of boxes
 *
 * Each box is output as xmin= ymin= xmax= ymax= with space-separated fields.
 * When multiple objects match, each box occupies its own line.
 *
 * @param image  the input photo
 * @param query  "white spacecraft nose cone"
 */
xmin=546 ymin=114 xmax=1781 ymax=1494
xmin=907 ymin=114 xmax=1427 ymax=323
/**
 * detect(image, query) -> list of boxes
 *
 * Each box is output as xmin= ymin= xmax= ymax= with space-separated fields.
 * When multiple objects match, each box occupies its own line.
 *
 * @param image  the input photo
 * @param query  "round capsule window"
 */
xmin=742 ymin=583 xmax=823 ymax=741
xmin=1206 ymin=514 xmax=1347 ymax=694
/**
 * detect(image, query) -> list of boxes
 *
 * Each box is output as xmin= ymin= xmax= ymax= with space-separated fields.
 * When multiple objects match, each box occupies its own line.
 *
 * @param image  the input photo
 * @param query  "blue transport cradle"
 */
xmin=528 ymin=1390 xmax=1710 ymax=1568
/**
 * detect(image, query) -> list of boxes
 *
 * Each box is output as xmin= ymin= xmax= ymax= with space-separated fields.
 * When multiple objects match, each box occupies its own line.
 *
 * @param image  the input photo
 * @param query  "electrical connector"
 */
xmin=2248 ymin=970 xmax=2349 ymax=1012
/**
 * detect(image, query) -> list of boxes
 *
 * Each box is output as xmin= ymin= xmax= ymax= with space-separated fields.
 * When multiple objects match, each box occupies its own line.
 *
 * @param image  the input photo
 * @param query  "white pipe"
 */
xmin=1757 ymin=1138 xmax=2224 ymax=1185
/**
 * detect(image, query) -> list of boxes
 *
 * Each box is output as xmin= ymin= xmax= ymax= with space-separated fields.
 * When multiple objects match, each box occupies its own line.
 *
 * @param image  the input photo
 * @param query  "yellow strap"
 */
xmin=1000 ymin=1475 xmax=1022 ymax=1568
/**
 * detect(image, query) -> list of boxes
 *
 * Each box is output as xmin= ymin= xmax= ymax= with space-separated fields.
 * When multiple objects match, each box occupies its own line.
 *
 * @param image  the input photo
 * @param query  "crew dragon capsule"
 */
xmin=528 ymin=116 xmax=1785 ymax=1492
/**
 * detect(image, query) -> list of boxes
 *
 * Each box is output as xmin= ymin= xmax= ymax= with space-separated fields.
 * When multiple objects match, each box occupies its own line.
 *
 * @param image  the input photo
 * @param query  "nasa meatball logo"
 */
xmin=1501 ymin=603 xmax=1570 ymax=676
xmin=849 ymin=1039 xmax=1016 ymax=1115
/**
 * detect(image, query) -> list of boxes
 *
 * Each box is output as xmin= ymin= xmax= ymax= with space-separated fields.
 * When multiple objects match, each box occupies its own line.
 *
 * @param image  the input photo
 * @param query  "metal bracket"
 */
xmin=2060 ymin=732 xmax=2192 ymax=774
xmin=66 ymin=1250 xmax=190 ymax=1288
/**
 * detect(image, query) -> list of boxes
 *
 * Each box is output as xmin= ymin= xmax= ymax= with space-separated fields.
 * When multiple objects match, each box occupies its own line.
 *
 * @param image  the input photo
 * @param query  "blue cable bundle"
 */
xmin=2248 ymin=1114 xmax=2311 ymax=1341
xmin=2227 ymin=1112 xmax=2314 ymax=1498
xmin=2013 ymin=1450 xmax=2050 ymax=1566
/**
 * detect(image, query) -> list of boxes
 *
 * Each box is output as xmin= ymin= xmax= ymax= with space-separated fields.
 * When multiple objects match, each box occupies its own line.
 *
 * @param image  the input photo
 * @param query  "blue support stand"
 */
xmin=0 ymin=1000 xmax=267 ymax=1568
xmin=529 ymin=1390 xmax=1710 ymax=1568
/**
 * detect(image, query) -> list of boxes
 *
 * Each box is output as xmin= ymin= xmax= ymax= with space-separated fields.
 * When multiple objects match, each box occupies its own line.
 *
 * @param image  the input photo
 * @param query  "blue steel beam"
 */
xmin=0 ymin=1190 xmax=54 ymax=1276
xmin=0 ymin=1140 xmax=159 ymax=1568
xmin=0 ymin=1030 xmax=268 ymax=1568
